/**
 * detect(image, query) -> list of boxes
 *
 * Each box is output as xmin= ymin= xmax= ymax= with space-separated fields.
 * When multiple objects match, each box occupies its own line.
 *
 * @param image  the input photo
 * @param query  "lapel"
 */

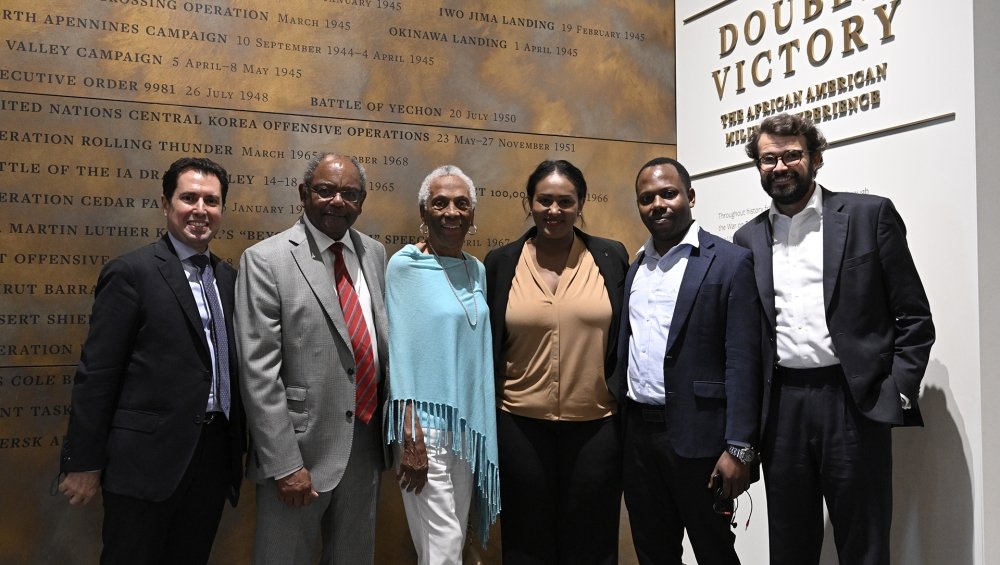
xmin=288 ymin=220 xmax=352 ymax=349
xmin=665 ymin=229 xmax=714 ymax=354
xmin=496 ymin=230 xmax=533 ymax=305
xmin=211 ymin=255 xmax=235 ymax=311
xmin=351 ymin=229 xmax=382 ymax=297
xmin=155 ymin=236 xmax=210 ymax=356
xmin=622 ymin=251 xmax=642 ymax=334
xmin=211 ymin=254 xmax=237 ymax=346
xmin=749 ymin=215 xmax=777 ymax=329
xmin=584 ymin=232 xmax=617 ymax=288
xmin=821 ymin=188 xmax=849 ymax=313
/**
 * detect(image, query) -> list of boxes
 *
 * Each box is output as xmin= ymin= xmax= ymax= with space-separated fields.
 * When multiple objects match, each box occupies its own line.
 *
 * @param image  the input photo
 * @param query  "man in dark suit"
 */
xmin=733 ymin=113 xmax=935 ymax=565
xmin=235 ymin=153 xmax=389 ymax=565
xmin=619 ymin=157 xmax=762 ymax=565
xmin=58 ymin=157 xmax=244 ymax=565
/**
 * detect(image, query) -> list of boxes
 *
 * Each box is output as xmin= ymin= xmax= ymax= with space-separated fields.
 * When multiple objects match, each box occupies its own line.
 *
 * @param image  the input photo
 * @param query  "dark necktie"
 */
xmin=331 ymin=242 xmax=377 ymax=424
xmin=190 ymin=254 xmax=230 ymax=418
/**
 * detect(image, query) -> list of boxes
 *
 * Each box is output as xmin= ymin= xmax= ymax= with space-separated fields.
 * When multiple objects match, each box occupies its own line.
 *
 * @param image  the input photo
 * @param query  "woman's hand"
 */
xmin=397 ymin=402 xmax=429 ymax=494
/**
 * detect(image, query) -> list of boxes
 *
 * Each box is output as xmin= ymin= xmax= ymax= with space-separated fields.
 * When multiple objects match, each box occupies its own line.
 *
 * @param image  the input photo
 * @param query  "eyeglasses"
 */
xmin=309 ymin=184 xmax=362 ymax=203
xmin=757 ymin=150 xmax=805 ymax=170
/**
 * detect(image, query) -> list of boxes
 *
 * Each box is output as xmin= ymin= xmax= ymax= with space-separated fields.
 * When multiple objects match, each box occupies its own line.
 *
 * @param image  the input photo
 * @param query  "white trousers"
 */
xmin=395 ymin=428 xmax=474 ymax=565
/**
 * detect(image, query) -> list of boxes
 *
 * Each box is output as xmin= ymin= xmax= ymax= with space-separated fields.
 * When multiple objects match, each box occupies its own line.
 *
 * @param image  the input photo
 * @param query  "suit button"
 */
xmin=346 ymin=410 xmax=354 ymax=420
xmin=347 ymin=368 xmax=355 ymax=376
xmin=193 ymin=414 xmax=204 ymax=424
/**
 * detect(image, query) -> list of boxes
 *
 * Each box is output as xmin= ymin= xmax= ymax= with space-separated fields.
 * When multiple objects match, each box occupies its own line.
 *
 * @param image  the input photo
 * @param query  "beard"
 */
xmin=762 ymin=168 xmax=813 ymax=206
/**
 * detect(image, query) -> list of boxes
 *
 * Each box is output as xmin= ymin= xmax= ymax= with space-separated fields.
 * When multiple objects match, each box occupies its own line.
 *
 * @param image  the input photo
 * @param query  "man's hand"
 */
xmin=59 ymin=471 xmax=101 ymax=505
xmin=277 ymin=467 xmax=319 ymax=507
xmin=708 ymin=451 xmax=751 ymax=500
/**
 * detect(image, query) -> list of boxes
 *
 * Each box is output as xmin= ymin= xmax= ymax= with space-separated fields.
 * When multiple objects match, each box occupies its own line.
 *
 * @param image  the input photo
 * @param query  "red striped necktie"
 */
xmin=331 ymin=242 xmax=376 ymax=424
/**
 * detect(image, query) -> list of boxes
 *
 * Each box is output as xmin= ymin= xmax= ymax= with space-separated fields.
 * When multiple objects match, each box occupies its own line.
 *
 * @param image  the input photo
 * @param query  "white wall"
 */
xmin=973 ymin=1 xmax=1000 ymax=564
xmin=675 ymin=1 xmax=992 ymax=563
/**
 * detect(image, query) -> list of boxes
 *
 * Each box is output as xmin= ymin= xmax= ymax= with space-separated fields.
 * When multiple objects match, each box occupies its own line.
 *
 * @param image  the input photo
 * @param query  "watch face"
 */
xmin=729 ymin=446 xmax=755 ymax=463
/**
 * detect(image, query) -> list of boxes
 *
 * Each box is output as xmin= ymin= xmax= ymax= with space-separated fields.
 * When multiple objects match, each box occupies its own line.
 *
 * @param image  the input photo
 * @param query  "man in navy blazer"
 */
xmin=733 ymin=113 xmax=934 ymax=565
xmin=619 ymin=157 xmax=762 ymax=565
xmin=58 ymin=157 xmax=244 ymax=565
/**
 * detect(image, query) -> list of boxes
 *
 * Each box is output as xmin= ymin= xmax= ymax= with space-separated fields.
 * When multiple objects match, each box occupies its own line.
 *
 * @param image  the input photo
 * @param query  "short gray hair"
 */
xmin=301 ymin=153 xmax=367 ymax=191
xmin=417 ymin=165 xmax=476 ymax=210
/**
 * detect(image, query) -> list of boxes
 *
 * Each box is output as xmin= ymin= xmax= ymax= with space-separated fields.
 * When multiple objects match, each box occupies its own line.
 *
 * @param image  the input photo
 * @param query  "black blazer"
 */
xmin=61 ymin=236 xmax=245 ymax=504
xmin=617 ymin=229 xmax=762 ymax=458
xmin=484 ymin=227 xmax=629 ymax=398
xmin=733 ymin=187 xmax=935 ymax=429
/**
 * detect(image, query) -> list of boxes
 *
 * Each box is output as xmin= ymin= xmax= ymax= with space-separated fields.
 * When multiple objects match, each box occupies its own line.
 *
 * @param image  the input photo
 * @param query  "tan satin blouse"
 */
xmin=500 ymin=236 xmax=616 ymax=421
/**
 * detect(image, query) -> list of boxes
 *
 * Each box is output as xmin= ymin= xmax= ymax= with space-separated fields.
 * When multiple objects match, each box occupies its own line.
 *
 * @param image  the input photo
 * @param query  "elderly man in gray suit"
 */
xmin=235 ymin=153 xmax=389 ymax=565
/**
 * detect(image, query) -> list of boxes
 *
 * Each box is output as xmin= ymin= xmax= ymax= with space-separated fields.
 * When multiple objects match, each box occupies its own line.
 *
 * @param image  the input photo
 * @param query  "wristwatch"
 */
xmin=726 ymin=444 xmax=757 ymax=465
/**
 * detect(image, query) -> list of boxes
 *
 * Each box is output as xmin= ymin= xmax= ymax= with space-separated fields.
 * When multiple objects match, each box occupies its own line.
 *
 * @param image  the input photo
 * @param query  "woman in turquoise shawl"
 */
xmin=385 ymin=165 xmax=499 ymax=564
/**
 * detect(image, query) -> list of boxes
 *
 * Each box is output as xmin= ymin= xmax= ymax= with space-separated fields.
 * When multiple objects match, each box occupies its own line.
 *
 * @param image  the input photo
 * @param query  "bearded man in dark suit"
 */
xmin=733 ymin=113 xmax=935 ymax=565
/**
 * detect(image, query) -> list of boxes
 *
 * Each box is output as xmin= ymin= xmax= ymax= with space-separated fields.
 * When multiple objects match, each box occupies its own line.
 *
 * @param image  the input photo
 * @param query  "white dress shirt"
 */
xmin=770 ymin=188 xmax=840 ymax=369
xmin=626 ymin=221 xmax=701 ymax=404
xmin=770 ymin=188 xmax=909 ymax=407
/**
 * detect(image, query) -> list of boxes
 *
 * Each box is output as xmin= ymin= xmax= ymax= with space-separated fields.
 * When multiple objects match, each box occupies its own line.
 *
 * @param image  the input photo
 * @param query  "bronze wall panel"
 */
xmin=0 ymin=1 xmax=675 ymax=562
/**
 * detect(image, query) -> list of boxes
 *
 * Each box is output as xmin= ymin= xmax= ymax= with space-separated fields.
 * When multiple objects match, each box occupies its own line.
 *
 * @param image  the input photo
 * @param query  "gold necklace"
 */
xmin=426 ymin=242 xmax=478 ymax=327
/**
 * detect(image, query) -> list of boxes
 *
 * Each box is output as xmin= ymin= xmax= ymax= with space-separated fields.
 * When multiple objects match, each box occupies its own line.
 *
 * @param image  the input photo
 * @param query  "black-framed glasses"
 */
xmin=309 ymin=184 xmax=361 ymax=203
xmin=757 ymin=150 xmax=805 ymax=170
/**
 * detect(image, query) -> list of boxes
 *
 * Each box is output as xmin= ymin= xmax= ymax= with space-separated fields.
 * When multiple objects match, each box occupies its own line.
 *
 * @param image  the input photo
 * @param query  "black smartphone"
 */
xmin=712 ymin=474 xmax=734 ymax=515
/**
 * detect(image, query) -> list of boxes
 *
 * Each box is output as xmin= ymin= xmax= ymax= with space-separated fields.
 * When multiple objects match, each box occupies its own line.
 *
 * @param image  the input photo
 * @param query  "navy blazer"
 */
xmin=733 ymin=187 xmax=934 ymax=429
xmin=484 ymin=227 xmax=629 ymax=398
xmin=617 ymin=228 xmax=762 ymax=458
xmin=61 ymin=235 xmax=245 ymax=504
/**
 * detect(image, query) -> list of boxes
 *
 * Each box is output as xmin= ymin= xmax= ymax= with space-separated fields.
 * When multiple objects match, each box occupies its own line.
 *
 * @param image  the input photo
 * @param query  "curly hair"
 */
xmin=745 ymin=113 xmax=828 ymax=161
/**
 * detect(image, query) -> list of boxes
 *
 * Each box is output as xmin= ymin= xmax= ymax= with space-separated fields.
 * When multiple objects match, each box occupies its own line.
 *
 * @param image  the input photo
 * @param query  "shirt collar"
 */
xmin=168 ymin=233 xmax=209 ymax=263
xmin=769 ymin=183 xmax=823 ymax=223
xmin=302 ymin=214 xmax=357 ymax=256
xmin=641 ymin=220 xmax=701 ymax=260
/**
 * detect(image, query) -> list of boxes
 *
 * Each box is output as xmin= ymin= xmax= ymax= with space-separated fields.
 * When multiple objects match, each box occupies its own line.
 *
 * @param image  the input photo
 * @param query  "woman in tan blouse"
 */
xmin=484 ymin=160 xmax=629 ymax=565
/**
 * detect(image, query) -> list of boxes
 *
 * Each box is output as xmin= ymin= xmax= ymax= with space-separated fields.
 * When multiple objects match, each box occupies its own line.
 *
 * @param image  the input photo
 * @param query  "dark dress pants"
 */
xmin=100 ymin=416 xmax=232 ymax=565
xmin=763 ymin=366 xmax=892 ymax=565
xmin=498 ymin=410 xmax=622 ymax=565
xmin=622 ymin=401 xmax=740 ymax=565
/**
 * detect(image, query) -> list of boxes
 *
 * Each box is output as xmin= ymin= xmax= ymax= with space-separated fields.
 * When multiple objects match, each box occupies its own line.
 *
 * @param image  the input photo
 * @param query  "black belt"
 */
xmin=626 ymin=398 xmax=665 ymax=423
xmin=775 ymin=364 xmax=843 ymax=387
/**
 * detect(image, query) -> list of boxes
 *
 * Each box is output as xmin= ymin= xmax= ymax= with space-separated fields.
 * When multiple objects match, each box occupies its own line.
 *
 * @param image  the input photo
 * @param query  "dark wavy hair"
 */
xmin=745 ymin=113 xmax=828 ymax=161
xmin=162 ymin=157 xmax=230 ymax=203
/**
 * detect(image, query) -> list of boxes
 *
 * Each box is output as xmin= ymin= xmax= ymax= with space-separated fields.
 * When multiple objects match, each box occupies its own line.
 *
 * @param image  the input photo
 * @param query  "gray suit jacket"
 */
xmin=235 ymin=218 xmax=389 ymax=492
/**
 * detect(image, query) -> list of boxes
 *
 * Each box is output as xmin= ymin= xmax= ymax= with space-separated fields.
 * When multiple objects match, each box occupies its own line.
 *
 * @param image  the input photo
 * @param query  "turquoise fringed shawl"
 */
xmin=385 ymin=244 xmax=500 ymax=544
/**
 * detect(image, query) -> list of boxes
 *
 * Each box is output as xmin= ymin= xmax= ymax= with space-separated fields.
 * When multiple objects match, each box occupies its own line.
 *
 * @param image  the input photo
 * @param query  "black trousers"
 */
xmin=100 ymin=416 xmax=232 ymax=565
xmin=497 ymin=410 xmax=622 ymax=565
xmin=622 ymin=400 xmax=739 ymax=565
xmin=763 ymin=366 xmax=892 ymax=565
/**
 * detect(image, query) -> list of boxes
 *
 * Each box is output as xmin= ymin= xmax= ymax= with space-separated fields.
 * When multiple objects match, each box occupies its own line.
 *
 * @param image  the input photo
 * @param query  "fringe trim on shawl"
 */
xmin=386 ymin=398 xmax=501 ymax=546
